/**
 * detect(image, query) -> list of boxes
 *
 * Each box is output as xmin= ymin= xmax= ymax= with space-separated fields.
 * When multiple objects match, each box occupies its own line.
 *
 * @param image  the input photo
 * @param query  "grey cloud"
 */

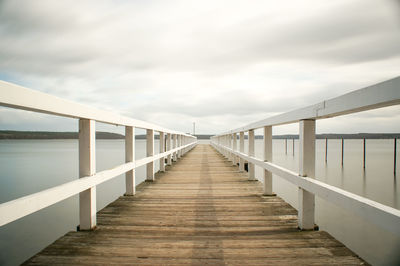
xmin=1 ymin=0 xmax=399 ymax=80
xmin=125 ymin=88 xmax=334 ymax=119
xmin=0 ymin=0 xmax=399 ymax=134
xmin=208 ymin=0 xmax=400 ymax=66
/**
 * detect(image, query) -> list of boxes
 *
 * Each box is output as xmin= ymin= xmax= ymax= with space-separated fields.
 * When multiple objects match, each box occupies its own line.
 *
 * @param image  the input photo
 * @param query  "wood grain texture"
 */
xmin=24 ymin=144 xmax=367 ymax=265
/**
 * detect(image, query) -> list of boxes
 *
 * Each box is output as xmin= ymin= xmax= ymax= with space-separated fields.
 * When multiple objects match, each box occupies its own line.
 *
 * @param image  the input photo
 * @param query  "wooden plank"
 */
xmin=218 ymin=144 xmax=400 ymax=235
xmin=0 ymin=141 xmax=196 ymax=227
xmin=23 ymin=144 xmax=367 ymax=265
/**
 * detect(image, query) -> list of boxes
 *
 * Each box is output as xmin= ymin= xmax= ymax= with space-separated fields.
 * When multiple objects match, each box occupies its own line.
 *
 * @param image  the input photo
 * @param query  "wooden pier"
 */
xmin=24 ymin=144 xmax=365 ymax=265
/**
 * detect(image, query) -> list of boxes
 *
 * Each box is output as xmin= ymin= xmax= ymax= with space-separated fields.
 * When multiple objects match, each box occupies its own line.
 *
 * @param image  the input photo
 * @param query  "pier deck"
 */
xmin=25 ymin=144 xmax=365 ymax=265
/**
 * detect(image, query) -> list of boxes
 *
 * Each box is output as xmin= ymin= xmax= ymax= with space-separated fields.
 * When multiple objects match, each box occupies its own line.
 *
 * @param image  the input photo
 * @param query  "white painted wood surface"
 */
xmin=217 ymin=76 xmax=400 ymax=134
xmin=239 ymin=132 xmax=244 ymax=172
xmin=125 ymin=126 xmax=135 ymax=195
xmin=0 ymin=80 xmax=197 ymax=228
xmin=0 ymin=81 xmax=194 ymax=137
xmin=248 ymin=130 xmax=255 ymax=180
xmin=78 ymin=119 xmax=96 ymax=230
xmin=263 ymin=126 xmax=273 ymax=196
xmin=178 ymin=135 xmax=182 ymax=158
xmin=211 ymin=143 xmax=400 ymax=236
xmin=173 ymin=134 xmax=177 ymax=161
xmin=167 ymin=133 xmax=172 ymax=165
xmin=232 ymin=133 xmax=237 ymax=166
xmin=159 ymin=132 xmax=165 ymax=172
xmin=0 ymin=141 xmax=196 ymax=227
xmin=146 ymin=129 xmax=154 ymax=181
xmin=298 ymin=120 xmax=316 ymax=230
xmin=211 ymin=76 xmax=400 ymax=235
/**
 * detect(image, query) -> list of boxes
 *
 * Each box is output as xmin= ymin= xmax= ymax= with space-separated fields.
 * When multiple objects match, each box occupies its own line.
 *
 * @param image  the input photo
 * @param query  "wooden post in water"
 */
xmin=79 ymin=119 xmax=96 ymax=230
xmin=298 ymin=120 xmax=316 ymax=230
xmin=239 ymin=132 xmax=245 ymax=172
xmin=325 ymin=138 xmax=328 ymax=163
xmin=285 ymin=138 xmax=287 ymax=155
xmin=363 ymin=138 xmax=366 ymax=169
xmin=248 ymin=129 xmax=256 ymax=180
xmin=125 ymin=126 xmax=135 ymax=195
xmin=395 ymin=138 xmax=397 ymax=176
xmin=263 ymin=126 xmax=273 ymax=195
xmin=341 ymin=138 xmax=344 ymax=166
xmin=159 ymin=132 xmax=165 ymax=172
xmin=146 ymin=129 xmax=154 ymax=181
xmin=167 ymin=133 xmax=172 ymax=165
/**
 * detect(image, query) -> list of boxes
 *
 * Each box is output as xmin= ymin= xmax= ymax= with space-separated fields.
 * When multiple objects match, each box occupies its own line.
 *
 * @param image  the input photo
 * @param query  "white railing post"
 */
xmin=181 ymin=136 xmax=186 ymax=157
xmin=222 ymin=135 xmax=225 ymax=156
xmin=159 ymin=131 xmax=165 ymax=172
xmin=228 ymin=134 xmax=232 ymax=162
xmin=239 ymin=132 xmax=244 ymax=172
xmin=178 ymin=135 xmax=182 ymax=159
xmin=221 ymin=135 xmax=225 ymax=156
xmin=173 ymin=134 xmax=177 ymax=161
xmin=79 ymin=119 xmax=96 ymax=230
xmin=298 ymin=119 xmax=316 ymax=230
xmin=146 ymin=129 xmax=154 ymax=181
xmin=182 ymin=136 xmax=185 ymax=155
xmin=263 ymin=126 xmax=274 ymax=195
xmin=225 ymin=135 xmax=228 ymax=157
xmin=248 ymin=129 xmax=256 ymax=180
xmin=181 ymin=135 xmax=184 ymax=156
xmin=226 ymin=135 xmax=229 ymax=158
xmin=232 ymin=133 xmax=237 ymax=166
xmin=167 ymin=133 xmax=172 ymax=165
xmin=125 ymin=126 xmax=135 ymax=195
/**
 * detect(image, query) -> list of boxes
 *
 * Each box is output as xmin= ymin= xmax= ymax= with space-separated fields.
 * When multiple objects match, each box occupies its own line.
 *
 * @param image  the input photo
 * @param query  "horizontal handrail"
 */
xmin=0 ymin=80 xmax=197 ymax=230
xmin=212 ymin=143 xmax=400 ymax=235
xmin=216 ymin=76 xmax=400 ymax=135
xmin=210 ymin=76 xmax=400 ymax=236
xmin=0 ymin=80 xmax=192 ymax=136
xmin=0 ymin=142 xmax=196 ymax=227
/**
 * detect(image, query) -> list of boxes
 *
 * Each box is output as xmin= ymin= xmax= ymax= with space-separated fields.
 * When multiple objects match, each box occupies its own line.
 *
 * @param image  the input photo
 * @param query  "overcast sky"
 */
xmin=0 ymin=0 xmax=399 ymax=135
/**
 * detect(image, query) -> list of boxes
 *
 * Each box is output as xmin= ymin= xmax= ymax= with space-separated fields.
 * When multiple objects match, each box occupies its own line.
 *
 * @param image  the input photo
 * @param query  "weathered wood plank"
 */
xmin=23 ymin=144 xmax=367 ymax=265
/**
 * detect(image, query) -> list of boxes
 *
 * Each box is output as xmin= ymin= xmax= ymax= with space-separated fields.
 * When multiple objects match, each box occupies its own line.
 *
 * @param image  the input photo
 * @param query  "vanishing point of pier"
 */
xmin=0 ymin=78 xmax=400 ymax=265
xmin=24 ymin=144 xmax=365 ymax=265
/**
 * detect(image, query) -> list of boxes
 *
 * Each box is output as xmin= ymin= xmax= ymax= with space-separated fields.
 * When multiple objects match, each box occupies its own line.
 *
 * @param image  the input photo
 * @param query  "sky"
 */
xmin=0 ymin=0 xmax=399 ymax=135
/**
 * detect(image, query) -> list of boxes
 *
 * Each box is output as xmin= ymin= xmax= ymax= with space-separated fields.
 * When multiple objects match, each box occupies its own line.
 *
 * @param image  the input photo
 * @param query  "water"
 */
xmin=0 ymin=139 xmax=399 ymax=265
xmin=251 ymin=139 xmax=400 ymax=266
xmin=0 ymin=139 xmax=160 ymax=266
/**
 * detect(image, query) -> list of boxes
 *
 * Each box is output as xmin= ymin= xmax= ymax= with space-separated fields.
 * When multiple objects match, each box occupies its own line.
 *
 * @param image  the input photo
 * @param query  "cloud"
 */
xmin=0 ymin=0 xmax=399 ymax=134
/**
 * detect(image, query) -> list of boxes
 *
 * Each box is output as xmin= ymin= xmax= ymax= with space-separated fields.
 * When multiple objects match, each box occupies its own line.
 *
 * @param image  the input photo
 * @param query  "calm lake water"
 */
xmin=0 ymin=139 xmax=399 ymax=265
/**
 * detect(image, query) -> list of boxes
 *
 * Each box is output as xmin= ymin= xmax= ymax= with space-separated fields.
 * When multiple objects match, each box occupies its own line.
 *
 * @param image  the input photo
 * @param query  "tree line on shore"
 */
xmin=0 ymin=131 xmax=399 ymax=140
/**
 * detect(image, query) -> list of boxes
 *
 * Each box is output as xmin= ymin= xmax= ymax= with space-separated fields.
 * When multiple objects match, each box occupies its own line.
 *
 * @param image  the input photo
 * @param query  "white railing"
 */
xmin=0 ymin=81 xmax=197 ymax=229
xmin=211 ymin=76 xmax=400 ymax=235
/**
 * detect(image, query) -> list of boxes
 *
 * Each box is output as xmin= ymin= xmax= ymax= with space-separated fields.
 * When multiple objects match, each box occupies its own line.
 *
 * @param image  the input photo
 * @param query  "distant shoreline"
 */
xmin=0 ymin=131 xmax=399 ymax=140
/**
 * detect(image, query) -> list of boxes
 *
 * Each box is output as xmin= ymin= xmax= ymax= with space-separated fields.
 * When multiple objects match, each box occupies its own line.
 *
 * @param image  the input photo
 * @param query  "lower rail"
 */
xmin=0 ymin=141 xmax=196 ymax=227
xmin=211 ymin=141 xmax=400 ymax=236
